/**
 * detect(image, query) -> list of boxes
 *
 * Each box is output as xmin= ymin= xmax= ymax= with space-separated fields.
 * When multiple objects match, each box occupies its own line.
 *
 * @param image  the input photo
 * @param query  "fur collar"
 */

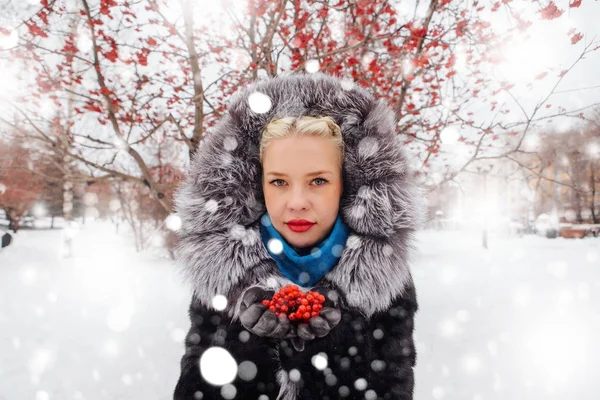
xmin=174 ymin=72 xmax=424 ymax=319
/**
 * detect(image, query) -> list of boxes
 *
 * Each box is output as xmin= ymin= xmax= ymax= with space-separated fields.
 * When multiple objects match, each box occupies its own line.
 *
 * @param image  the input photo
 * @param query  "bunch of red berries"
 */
xmin=262 ymin=284 xmax=326 ymax=322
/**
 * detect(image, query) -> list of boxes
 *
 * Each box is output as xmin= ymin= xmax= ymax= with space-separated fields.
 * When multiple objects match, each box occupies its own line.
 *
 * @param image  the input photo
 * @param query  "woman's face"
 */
xmin=262 ymin=135 xmax=343 ymax=251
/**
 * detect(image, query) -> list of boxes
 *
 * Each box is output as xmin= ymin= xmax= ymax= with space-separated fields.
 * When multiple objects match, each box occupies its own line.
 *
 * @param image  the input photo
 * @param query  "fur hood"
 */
xmin=174 ymin=72 xmax=424 ymax=319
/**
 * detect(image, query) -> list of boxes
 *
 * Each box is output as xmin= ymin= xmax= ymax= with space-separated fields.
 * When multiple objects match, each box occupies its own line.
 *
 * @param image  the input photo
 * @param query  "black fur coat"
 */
xmin=173 ymin=73 xmax=424 ymax=400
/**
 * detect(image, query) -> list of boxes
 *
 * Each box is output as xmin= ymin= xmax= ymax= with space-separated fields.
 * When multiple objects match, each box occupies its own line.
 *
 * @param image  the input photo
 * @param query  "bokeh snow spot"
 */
xmin=221 ymin=384 xmax=237 ymax=399
xmin=311 ymin=353 xmax=328 ymax=370
xmin=200 ymin=347 xmax=238 ymax=386
xmin=332 ymin=244 xmax=344 ymax=257
xmin=299 ymin=272 xmax=310 ymax=284
xmin=354 ymin=378 xmax=367 ymax=391
xmin=487 ymin=340 xmax=498 ymax=357
xmin=341 ymin=78 xmax=355 ymax=91
xmin=440 ymin=318 xmax=459 ymax=337
xmin=220 ymin=152 xmax=233 ymax=167
xmin=373 ymin=329 xmax=384 ymax=340
xmin=238 ymin=360 xmax=258 ymax=381
xmin=338 ymin=385 xmax=350 ymax=397
xmin=305 ymin=59 xmax=320 ymax=73
xmin=165 ymin=214 xmax=182 ymax=231
xmin=456 ymin=309 xmax=470 ymax=322
xmin=109 ymin=199 xmax=121 ymax=211
xmin=238 ymin=331 xmax=250 ymax=343
xmin=101 ymin=339 xmax=120 ymax=358
xmin=462 ymin=353 xmax=482 ymax=375
xmin=325 ymin=374 xmax=338 ymax=386
xmin=212 ymin=295 xmax=228 ymax=311
xmin=439 ymin=265 xmax=457 ymax=285
xmin=204 ymin=199 xmax=219 ymax=213
xmin=358 ymin=137 xmax=379 ymax=159
xmin=346 ymin=235 xmax=362 ymax=250
xmin=248 ymin=92 xmax=272 ymax=114
xmin=371 ymin=360 xmax=385 ymax=372
xmin=289 ymin=368 xmax=301 ymax=382
xmin=121 ymin=374 xmax=133 ymax=385
xmin=546 ymin=261 xmax=568 ymax=279
xmin=20 ymin=266 xmax=38 ymax=286
xmin=513 ymin=284 xmax=531 ymax=308
xmin=171 ymin=328 xmax=186 ymax=343
xmin=260 ymin=213 xmax=272 ymax=227
xmin=223 ymin=136 xmax=238 ymax=151
xmin=268 ymin=238 xmax=283 ymax=255
xmin=440 ymin=127 xmax=459 ymax=145
xmin=350 ymin=204 xmax=366 ymax=219
xmin=432 ymin=386 xmax=446 ymax=399
xmin=35 ymin=391 xmax=49 ymax=400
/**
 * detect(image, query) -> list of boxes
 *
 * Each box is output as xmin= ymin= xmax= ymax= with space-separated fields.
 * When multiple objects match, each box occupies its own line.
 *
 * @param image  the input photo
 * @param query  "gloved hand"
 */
xmin=291 ymin=286 xmax=342 ymax=352
xmin=239 ymin=286 xmax=294 ymax=338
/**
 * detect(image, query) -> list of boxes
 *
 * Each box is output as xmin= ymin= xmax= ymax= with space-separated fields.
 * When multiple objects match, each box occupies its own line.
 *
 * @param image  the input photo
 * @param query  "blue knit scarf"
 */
xmin=259 ymin=212 xmax=350 ymax=287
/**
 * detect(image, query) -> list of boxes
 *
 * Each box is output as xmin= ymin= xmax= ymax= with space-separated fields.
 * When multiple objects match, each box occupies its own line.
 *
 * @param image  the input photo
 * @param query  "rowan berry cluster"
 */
xmin=262 ymin=284 xmax=326 ymax=322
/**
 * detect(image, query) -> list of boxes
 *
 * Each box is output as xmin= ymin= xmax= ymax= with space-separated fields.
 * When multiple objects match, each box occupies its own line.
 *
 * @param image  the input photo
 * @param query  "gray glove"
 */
xmin=239 ymin=286 xmax=294 ymax=338
xmin=291 ymin=286 xmax=342 ymax=351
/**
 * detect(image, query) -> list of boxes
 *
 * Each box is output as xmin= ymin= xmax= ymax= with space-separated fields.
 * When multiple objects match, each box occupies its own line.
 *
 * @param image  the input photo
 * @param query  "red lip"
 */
xmin=286 ymin=219 xmax=315 ymax=233
xmin=286 ymin=219 xmax=315 ymax=226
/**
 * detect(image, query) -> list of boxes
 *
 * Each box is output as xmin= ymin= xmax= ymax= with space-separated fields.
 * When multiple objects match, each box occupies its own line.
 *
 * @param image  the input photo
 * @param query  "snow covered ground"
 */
xmin=1 ymin=221 xmax=599 ymax=400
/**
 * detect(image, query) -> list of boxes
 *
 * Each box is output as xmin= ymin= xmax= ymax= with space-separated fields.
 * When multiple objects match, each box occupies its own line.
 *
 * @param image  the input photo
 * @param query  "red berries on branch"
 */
xmin=262 ymin=284 xmax=326 ymax=323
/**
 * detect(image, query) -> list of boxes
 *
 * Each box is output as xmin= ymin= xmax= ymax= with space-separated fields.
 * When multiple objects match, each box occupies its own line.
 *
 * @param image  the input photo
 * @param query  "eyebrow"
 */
xmin=266 ymin=170 xmax=333 ymax=177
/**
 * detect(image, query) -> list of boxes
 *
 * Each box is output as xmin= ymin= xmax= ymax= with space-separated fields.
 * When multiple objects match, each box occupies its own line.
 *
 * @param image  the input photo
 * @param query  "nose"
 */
xmin=287 ymin=186 xmax=311 ymax=211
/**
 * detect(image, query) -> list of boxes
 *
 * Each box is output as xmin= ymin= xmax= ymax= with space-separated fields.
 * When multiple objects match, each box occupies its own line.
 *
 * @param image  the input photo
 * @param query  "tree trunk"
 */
xmin=6 ymin=209 xmax=20 ymax=233
xmin=591 ymin=161 xmax=598 ymax=224
xmin=63 ymin=179 xmax=74 ymax=258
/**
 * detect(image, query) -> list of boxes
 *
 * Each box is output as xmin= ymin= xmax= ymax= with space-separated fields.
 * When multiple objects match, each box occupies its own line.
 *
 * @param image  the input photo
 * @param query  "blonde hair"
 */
xmin=259 ymin=116 xmax=345 ymax=167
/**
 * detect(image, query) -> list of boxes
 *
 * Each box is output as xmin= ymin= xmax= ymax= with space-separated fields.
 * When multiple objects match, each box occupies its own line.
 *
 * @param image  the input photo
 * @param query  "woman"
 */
xmin=173 ymin=72 xmax=423 ymax=400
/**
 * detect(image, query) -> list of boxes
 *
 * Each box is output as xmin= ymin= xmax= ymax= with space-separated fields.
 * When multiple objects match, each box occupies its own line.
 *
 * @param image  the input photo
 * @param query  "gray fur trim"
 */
xmin=174 ymin=72 xmax=425 ymax=319
xmin=275 ymin=369 xmax=299 ymax=400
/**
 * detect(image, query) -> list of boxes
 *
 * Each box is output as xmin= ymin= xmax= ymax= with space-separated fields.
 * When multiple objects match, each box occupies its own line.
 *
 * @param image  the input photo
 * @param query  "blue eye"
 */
xmin=269 ymin=178 xmax=328 ymax=187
